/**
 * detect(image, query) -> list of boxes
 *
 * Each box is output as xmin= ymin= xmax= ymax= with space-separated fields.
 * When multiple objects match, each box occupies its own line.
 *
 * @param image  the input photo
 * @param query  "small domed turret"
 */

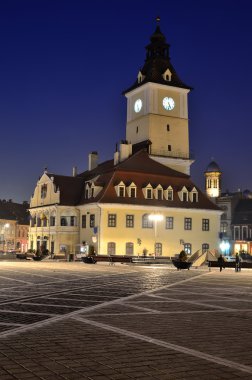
xmin=205 ymin=161 xmax=221 ymax=173
xmin=204 ymin=160 xmax=221 ymax=198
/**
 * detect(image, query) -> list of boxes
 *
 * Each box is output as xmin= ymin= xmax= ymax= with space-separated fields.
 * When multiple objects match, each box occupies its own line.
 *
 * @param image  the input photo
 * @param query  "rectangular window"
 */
xmin=119 ymin=186 xmax=125 ymax=197
xmin=182 ymin=192 xmax=188 ymax=202
xmin=157 ymin=189 xmax=163 ymax=200
xmin=90 ymin=214 xmax=95 ymax=228
xmin=50 ymin=216 xmax=55 ymax=226
xmin=167 ymin=124 xmax=170 ymax=131
xmin=41 ymin=184 xmax=47 ymax=199
xmin=146 ymin=189 xmax=152 ymax=199
xmin=192 ymin=193 xmax=198 ymax=202
xmin=168 ymin=144 xmax=171 ymax=151
xmin=202 ymin=219 xmax=209 ymax=231
xmin=167 ymin=190 xmax=173 ymax=201
xmin=70 ymin=216 xmax=75 ymax=226
xmin=130 ymin=187 xmax=136 ymax=198
xmin=108 ymin=214 xmax=116 ymax=227
xmin=126 ymin=215 xmax=134 ymax=228
xmin=166 ymin=217 xmax=173 ymax=229
xmin=82 ymin=215 xmax=86 ymax=228
xmin=184 ymin=218 xmax=192 ymax=230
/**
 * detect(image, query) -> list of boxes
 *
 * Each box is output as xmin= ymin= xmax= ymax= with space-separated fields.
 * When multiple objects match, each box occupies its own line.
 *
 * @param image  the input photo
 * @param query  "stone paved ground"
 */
xmin=0 ymin=261 xmax=251 ymax=379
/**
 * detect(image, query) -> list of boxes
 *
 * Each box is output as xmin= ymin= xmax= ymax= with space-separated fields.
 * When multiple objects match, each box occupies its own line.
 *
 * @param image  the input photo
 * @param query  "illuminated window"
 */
xmin=184 ymin=243 xmax=192 ymax=255
xmin=142 ymin=214 xmax=153 ymax=228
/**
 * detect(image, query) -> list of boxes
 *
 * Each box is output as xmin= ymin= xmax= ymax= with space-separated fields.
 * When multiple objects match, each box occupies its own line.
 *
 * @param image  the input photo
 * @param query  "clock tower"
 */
xmin=123 ymin=18 xmax=193 ymax=175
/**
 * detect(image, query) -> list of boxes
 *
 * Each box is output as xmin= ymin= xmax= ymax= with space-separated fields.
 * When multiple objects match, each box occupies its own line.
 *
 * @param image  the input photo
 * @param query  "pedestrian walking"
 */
xmin=235 ymin=252 xmax=241 ymax=272
xmin=218 ymin=254 xmax=225 ymax=272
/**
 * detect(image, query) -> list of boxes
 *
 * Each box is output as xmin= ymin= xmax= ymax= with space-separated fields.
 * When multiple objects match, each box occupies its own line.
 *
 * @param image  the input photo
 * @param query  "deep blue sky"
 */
xmin=1 ymin=0 xmax=252 ymax=202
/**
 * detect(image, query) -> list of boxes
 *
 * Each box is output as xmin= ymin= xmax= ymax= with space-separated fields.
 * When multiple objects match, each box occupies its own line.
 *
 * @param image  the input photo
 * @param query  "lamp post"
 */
xmin=148 ymin=214 xmax=164 ymax=258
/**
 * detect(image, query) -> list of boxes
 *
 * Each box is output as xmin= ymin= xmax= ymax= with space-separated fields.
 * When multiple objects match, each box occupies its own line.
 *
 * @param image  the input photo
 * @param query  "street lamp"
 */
xmin=148 ymin=214 xmax=164 ymax=258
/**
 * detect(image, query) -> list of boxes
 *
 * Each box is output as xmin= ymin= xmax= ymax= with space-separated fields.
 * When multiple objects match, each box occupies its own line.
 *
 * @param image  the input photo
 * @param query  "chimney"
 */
xmin=88 ymin=151 xmax=98 ymax=171
xmin=72 ymin=166 xmax=77 ymax=177
xmin=114 ymin=151 xmax=119 ymax=165
xmin=119 ymin=140 xmax=132 ymax=162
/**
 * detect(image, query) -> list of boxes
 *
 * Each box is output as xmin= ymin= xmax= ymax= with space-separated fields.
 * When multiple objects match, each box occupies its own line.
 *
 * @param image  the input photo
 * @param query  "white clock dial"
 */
xmin=134 ymin=99 xmax=142 ymax=113
xmin=163 ymin=97 xmax=175 ymax=111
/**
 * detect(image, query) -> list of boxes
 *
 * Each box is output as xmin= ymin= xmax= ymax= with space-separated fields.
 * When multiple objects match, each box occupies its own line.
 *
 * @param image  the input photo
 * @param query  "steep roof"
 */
xmin=232 ymin=199 xmax=252 ymax=224
xmin=0 ymin=200 xmax=30 ymax=224
xmin=47 ymin=174 xmax=85 ymax=206
xmin=79 ymin=150 xmax=219 ymax=211
xmin=123 ymin=22 xmax=191 ymax=94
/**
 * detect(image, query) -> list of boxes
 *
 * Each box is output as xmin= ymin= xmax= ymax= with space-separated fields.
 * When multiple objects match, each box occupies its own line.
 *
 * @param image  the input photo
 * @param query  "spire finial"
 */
xmin=156 ymin=16 xmax=160 ymax=24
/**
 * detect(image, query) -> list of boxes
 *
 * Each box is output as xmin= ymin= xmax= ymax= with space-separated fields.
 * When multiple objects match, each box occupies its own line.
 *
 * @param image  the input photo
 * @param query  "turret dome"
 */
xmin=205 ymin=161 xmax=221 ymax=173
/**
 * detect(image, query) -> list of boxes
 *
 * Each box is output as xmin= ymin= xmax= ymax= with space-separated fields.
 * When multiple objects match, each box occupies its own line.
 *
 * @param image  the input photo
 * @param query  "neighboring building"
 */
xmin=204 ymin=159 xmax=252 ymax=255
xmin=0 ymin=200 xmax=29 ymax=252
xmin=232 ymin=194 xmax=252 ymax=254
xmin=29 ymin=20 xmax=222 ymax=257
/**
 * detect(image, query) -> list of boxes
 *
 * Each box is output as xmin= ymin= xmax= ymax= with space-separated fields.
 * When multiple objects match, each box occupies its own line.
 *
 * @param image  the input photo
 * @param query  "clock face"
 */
xmin=163 ymin=97 xmax=175 ymax=111
xmin=134 ymin=99 xmax=142 ymax=113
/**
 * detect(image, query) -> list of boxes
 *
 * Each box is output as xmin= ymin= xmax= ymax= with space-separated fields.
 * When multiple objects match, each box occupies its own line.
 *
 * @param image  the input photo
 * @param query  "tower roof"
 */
xmin=205 ymin=161 xmax=221 ymax=173
xmin=123 ymin=18 xmax=191 ymax=94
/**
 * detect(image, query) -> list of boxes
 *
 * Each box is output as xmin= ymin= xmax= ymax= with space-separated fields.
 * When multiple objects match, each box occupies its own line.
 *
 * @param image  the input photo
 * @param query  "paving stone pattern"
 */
xmin=0 ymin=261 xmax=251 ymax=379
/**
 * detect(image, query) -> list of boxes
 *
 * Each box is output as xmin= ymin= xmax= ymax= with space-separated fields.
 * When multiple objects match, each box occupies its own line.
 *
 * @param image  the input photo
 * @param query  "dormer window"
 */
xmin=41 ymin=184 xmax=47 ymax=199
xmin=147 ymin=189 xmax=152 ymax=199
xmin=163 ymin=68 xmax=172 ymax=82
xmin=164 ymin=186 xmax=173 ymax=201
xmin=115 ymin=181 xmax=126 ymax=197
xmin=119 ymin=186 xmax=125 ymax=197
xmin=143 ymin=184 xmax=153 ymax=199
xmin=167 ymin=189 xmax=173 ymax=201
xmin=178 ymin=186 xmax=189 ymax=202
xmin=189 ymin=188 xmax=198 ymax=202
xmin=127 ymin=182 xmax=137 ymax=198
xmin=154 ymin=185 xmax=163 ymax=200
xmin=182 ymin=192 xmax=188 ymax=202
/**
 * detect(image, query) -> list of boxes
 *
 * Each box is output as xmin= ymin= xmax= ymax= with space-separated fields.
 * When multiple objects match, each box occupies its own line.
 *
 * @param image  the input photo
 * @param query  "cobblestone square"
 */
xmin=0 ymin=261 xmax=251 ymax=379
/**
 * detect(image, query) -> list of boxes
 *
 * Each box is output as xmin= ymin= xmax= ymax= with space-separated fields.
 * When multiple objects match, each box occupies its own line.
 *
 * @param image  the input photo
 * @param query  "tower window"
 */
xmin=168 ymin=145 xmax=171 ymax=152
xmin=136 ymin=126 xmax=138 ymax=133
xmin=167 ymin=124 xmax=170 ymax=131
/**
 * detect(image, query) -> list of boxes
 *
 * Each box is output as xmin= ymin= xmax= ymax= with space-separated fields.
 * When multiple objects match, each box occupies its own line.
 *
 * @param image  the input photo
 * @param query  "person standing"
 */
xmin=235 ymin=252 xmax=241 ymax=272
xmin=218 ymin=254 xmax=225 ymax=272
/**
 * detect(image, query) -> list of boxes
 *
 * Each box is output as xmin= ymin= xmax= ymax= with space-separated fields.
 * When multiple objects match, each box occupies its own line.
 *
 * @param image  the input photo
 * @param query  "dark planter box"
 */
xmin=172 ymin=260 xmax=192 ymax=270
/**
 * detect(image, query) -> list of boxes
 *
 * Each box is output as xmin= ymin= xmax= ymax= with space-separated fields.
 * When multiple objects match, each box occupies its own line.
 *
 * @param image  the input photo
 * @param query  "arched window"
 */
xmin=142 ymin=214 xmax=153 ymax=228
xmin=126 ymin=242 xmax=134 ymax=255
xmin=107 ymin=242 xmax=116 ymax=255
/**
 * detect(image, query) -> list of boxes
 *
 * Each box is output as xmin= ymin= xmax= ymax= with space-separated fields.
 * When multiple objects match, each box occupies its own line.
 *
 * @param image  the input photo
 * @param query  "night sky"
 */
xmin=1 ymin=0 xmax=252 ymax=203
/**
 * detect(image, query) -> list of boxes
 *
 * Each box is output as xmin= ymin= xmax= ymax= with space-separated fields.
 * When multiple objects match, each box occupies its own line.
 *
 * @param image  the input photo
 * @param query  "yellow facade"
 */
xmin=79 ymin=204 xmax=221 ymax=257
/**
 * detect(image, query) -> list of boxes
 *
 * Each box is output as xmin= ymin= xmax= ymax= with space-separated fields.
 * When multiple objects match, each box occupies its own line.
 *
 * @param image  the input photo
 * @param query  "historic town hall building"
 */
xmin=29 ymin=20 xmax=221 ymax=258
